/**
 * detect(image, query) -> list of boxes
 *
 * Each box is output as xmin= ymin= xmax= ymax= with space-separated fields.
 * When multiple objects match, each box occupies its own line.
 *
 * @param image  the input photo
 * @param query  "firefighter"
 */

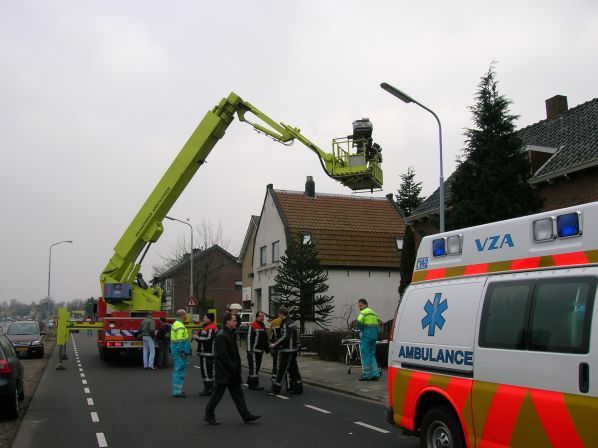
xmin=269 ymin=307 xmax=303 ymax=395
xmin=171 ymin=309 xmax=192 ymax=398
xmin=197 ymin=313 xmax=218 ymax=396
xmin=246 ymin=311 xmax=268 ymax=390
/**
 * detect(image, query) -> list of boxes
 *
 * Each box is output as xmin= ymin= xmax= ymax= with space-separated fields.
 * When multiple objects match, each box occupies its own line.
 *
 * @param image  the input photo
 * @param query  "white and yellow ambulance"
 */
xmin=388 ymin=201 xmax=598 ymax=447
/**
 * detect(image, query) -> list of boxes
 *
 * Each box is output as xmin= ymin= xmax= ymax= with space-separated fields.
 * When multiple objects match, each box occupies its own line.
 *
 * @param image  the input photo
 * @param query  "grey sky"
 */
xmin=1 ymin=1 xmax=597 ymax=304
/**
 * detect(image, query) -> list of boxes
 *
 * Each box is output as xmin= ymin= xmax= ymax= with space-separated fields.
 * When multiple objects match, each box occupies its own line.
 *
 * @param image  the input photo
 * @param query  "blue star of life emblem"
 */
xmin=421 ymin=293 xmax=448 ymax=336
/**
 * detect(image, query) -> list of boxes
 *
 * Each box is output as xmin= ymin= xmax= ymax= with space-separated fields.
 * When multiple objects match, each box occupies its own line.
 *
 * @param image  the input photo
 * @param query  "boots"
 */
xmin=247 ymin=376 xmax=264 ymax=391
xmin=199 ymin=381 xmax=213 ymax=396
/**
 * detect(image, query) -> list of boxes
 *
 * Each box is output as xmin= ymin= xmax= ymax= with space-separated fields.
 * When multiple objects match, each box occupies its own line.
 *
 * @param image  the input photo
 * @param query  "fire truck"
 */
xmin=56 ymin=92 xmax=385 ymax=362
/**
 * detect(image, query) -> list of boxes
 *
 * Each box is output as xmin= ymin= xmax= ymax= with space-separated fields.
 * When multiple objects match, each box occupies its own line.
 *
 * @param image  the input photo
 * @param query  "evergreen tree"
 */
xmin=395 ymin=166 xmax=424 ymax=296
xmin=449 ymin=64 xmax=542 ymax=229
xmin=272 ymin=235 xmax=334 ymax=333
xmin=395 ymin=166 xmax=424 ymax=216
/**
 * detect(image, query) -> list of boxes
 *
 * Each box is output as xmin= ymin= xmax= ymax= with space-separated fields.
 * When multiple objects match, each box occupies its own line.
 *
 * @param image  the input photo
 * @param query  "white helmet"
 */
xmin=228 ymin=303 xmax=242 ymax=311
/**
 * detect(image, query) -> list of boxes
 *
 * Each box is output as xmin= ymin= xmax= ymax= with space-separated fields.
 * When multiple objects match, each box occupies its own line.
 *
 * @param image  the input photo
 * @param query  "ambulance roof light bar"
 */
xmin=533 ymin=211 xmax=582 ymax=242
xmin=432 ymin=234 xmax=462 ymax=257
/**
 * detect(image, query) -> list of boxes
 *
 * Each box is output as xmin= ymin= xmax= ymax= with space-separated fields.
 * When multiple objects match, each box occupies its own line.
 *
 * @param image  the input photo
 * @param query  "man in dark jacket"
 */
xmin=246 ymin=311 xmax=268 ymax=390
xmin=269 ymin=307 xmax=303 ymax=395
xmin=204 ymin=313 xmax=261 ymax=425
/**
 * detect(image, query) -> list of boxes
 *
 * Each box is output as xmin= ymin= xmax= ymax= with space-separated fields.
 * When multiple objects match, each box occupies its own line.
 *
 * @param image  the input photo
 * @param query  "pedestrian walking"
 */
xmin=171 ymin=309 xmax=192 ymax=397
xmin=197 ymin=313 xmax=218 ymax=396
xmin=268 ymin=314 xmax=283 ymax=383
xmin=204 ymin=313 xmax=261 ymax=425
xmin=156 ymin=317 xmax=171 ymax=369
xmin=269 ymin=307 xmax=303 ymax=395
xmin=139 ymin=313 xmax=156 ymax=370
xmin=246 ymin=311 xmax=268 ymax=390
xmin=357 ymin=298 xmax=381 ymax=381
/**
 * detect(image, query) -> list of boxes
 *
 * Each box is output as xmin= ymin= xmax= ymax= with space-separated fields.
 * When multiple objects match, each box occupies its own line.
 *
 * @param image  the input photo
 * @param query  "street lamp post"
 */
xmin=380 ymin=82 xmax=445 ymax=233
xmin=47 ymin=240 xmax=73 ymax=327
xmin=165 ymin=216 xmax=194 ymax=308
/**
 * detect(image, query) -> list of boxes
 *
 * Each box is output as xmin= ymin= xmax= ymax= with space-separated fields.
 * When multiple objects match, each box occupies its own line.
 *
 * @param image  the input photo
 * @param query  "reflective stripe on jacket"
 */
xmin=358 ymin=307 xmax=379 ymax=340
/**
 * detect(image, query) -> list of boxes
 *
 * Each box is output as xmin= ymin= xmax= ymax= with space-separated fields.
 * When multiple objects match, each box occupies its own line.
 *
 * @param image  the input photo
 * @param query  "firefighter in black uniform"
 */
xmin=246 ymin=311 xmax=268 ymax=390
xmin=268 ymin=314 xmax=283 ymax=383
xmin=196 ymin=313 xmax=218 ymax=396
xmin=269 ymin=307 xmax=303 ymax=395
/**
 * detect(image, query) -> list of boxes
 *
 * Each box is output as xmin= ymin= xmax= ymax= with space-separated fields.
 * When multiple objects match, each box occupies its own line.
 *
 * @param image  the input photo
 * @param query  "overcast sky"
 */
xmin=1 ymin=1 xmax=597 ymax=304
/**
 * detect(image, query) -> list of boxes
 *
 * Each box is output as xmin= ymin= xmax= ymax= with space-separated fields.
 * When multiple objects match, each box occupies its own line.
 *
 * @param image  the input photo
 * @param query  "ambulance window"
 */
xmin=529 ymin=277 xmax=596 ymax=354
xmin=479 ymin=281 xmax=533 ymax=350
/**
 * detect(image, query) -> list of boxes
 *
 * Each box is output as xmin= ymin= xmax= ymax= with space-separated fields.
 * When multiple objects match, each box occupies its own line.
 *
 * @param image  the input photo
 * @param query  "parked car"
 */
xmin=6 ymin=320 xmax=44 ymax=358
xmin=0 ymin=332 xmax=25 ymax=419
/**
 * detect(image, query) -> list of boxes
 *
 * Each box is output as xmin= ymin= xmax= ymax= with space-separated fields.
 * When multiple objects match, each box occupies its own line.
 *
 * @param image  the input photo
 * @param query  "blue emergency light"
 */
xmin=432 ymin=238 xmax=446 ymax=257
xmin=557 ymin=212 xmax=581 ymax=238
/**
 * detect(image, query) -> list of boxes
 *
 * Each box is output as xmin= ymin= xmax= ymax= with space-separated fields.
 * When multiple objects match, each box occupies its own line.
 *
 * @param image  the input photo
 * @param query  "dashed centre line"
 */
xmin=84 ymin=388 xmax=90 ymax=394
xmin=87 ymin=398 xmax=94 ymax=406
xmin=354 ymin=421 xmax=390 ymax=434
xmin=304 ymin=404 xmax=331 ymax=414
xmin=91 ymin=412 xmax=99 ymax=423
xmin=96 ymin=432 xmax=108 ymax=447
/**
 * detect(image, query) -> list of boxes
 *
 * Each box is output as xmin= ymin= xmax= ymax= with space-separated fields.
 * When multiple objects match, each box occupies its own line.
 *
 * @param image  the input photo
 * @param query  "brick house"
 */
xmin=154 ymin=245 xmax=242 ymax=319
xmin=407 ymin=95 xmax=598 ymax=238
xmin=250 ymin=179 xmax=406 ymax=330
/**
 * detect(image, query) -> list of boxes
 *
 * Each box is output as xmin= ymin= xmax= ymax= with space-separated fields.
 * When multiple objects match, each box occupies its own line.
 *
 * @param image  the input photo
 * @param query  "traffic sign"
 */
xmin=186 ymin=296 xmax=198 ymax=307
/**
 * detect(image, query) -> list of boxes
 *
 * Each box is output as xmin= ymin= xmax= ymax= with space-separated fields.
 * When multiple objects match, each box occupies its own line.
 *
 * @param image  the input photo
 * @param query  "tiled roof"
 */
xmin=408 ymin=97 xmax=598 ymax=221
xmin=519 ymin=98 xmax=598 ymax=182
xmin=272 ymin=190 xmax=406 ymax=268
xmin=155 ymin=244 xmax=237 ymax=279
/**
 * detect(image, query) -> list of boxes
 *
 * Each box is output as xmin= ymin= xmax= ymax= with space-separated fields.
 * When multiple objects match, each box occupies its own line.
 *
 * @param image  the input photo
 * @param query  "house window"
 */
xmin=302 ymin=233 xmax=311 ymax=245
xmin=269 ymin=286 xmax=281 ymax=317
xmin=260 ymin=245 xmax=267 ymax=266
xmin=395 ymin=237 xmax=404 ymax=251
xmin=272 ymin=241 xmax=280 ymax=262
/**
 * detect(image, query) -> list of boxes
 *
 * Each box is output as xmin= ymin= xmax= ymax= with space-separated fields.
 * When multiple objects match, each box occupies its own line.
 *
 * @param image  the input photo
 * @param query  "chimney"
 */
xmin=545 ymin=95 xmax=568 ymax=120
xmin=305 ymin=176 xmax=315 ymax=198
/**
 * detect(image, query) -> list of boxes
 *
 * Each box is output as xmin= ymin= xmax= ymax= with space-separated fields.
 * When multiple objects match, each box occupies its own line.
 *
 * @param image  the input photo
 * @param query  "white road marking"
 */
xmin=87 ymin=398 xmax=94 ymax=406
xmin=96 ymin=432 xmax=108 ymax=447
xmin=84 ymin=388 xmax=90 ymax=394
xmin=80 ymin=373 xmax=86 ymax=378
xmin=354 ymin=421 xmax=390 ymax=434
xmin=82 ymin=380 xmax=87 ymax=385
xmin=268 ymin=393 xmax=290 ymax=400
xmin=304 ymin=404 xmax=331 ymax=414
xmin=91 ymin=412 xmax=99 ymax=422
xmin=79 ymin=368 xmax=84 ymax=372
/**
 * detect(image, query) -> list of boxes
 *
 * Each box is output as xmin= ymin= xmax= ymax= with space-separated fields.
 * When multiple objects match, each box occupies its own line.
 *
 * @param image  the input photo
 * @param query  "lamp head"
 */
xmin=380 ymin=82 xmax=413 ymax=104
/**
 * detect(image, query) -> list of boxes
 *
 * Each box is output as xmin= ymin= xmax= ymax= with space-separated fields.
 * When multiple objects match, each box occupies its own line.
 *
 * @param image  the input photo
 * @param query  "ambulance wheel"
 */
xmin=420 ymin=406 xmax=464 ymax=448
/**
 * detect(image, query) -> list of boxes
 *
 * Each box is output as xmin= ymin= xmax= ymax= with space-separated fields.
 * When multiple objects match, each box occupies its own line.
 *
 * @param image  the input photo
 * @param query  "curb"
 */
xmin=241 ymin=362 xmax=389 ymax=405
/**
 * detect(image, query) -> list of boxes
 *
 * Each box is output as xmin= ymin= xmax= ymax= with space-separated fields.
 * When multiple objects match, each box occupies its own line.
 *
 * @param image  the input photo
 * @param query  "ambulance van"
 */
xmin=388 ymin=201 xmax=598 ymax=447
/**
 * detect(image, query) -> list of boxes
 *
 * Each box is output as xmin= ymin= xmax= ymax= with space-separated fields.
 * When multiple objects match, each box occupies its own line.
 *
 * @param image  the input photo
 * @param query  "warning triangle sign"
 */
xmin=186 ymin=296 xmax=198 ymax=307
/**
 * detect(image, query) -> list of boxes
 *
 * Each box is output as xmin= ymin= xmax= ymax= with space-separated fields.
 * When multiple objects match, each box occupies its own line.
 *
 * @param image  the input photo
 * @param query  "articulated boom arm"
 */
xmin=100 ymin=92 xmax=383 ymax=311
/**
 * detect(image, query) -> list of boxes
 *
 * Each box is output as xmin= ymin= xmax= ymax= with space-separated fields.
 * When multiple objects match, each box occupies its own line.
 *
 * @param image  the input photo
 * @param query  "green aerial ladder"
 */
xmin=100 ymin=92 xmax=384 ymax=312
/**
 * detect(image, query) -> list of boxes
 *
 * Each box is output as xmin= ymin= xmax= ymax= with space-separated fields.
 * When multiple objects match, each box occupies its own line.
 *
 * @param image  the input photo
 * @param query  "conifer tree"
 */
xmin=449 ymin=64 xmax=542 ymax=229
xmin=395 ymin=166 xmax=424 ymax=296
xmin=395 ymin=166 xmax=424 ymax=217
xmin=272 ymin=235 xmax=334 ymax=333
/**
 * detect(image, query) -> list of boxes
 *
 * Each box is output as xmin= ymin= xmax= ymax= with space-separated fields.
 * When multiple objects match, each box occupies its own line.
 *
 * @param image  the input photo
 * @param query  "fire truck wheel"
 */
xmin=420 ymin=405 xmax=464 ymax=448
xmin=99 ymin=347 xmax=112 ymax=361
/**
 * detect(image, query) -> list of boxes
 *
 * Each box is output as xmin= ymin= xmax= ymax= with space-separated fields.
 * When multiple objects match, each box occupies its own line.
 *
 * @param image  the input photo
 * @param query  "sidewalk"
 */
xmin=241 ymin=348 xmax=388 ymax=404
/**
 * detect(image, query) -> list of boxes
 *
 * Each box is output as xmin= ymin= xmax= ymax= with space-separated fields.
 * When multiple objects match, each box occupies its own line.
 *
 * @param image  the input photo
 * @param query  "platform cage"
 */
xmin=330 ymin=136 xmax=383 ymax=192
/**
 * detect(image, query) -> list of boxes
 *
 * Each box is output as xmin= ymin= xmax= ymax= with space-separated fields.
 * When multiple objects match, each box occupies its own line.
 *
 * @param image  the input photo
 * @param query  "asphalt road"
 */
xmin=13 ymin=332 xmax=419 ymax=448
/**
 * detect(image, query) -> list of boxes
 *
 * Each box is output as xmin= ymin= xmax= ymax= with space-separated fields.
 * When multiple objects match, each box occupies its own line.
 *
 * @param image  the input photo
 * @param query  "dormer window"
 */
xmin=302 ymin=233 xmax=311 ymax=245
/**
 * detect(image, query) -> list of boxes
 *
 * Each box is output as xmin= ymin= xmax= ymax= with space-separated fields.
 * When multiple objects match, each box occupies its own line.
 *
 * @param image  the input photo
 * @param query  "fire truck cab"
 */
xmin=388 ymin=201 xmax=598 ymax=447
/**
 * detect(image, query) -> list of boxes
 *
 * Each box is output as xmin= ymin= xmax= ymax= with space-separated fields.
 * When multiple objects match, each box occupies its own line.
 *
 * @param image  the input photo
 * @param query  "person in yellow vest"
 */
xmin=268 ymin=314 xmax=283 ymax=383
xmin=357 ymin=299 xmax=381 ymax=381
xmin=171 ymin=309 xmax=192 ymax=397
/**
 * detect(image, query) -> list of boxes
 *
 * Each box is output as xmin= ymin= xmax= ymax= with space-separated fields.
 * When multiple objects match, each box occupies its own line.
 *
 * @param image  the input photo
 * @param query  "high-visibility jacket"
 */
xmin=171 ymin=320 xmax=189 ymax=342
xmin=358 ymin=307 xmax=379 ymax=340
